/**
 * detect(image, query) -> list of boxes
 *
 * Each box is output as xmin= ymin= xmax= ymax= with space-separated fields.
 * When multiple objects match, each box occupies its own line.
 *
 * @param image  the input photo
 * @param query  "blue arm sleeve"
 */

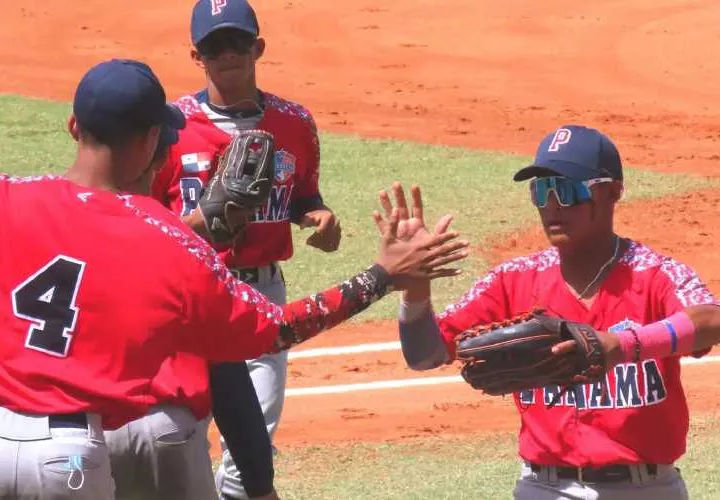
xmin=289 ymin=194 xmax=325 ymax=222
xmin=209 ymin=362 xmax=274 ymax=498
xmin=398 ymin=303 xmax=449 ymax=370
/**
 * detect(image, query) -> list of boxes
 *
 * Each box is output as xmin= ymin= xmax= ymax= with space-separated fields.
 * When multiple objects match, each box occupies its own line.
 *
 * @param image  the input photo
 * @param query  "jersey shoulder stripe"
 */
xmin=0 ymin=174 xmax=63 ymax=184
xmin=263 ymin=92 xmax=317 ymax=132
xmin=119 ymin=195 xmax=238 ymax=297
xmin=174 ymin=94 xmax=204 ymax=118
xmin=438 ymin=247 xmax=559 ymax=319
xmin=620 ymin=240 xmax=716 ymax=307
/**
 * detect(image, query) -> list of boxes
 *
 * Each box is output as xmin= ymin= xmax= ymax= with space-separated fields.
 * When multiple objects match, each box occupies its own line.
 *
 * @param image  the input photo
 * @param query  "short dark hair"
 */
xmin=77 ymin=123 xmax=154 ymax=150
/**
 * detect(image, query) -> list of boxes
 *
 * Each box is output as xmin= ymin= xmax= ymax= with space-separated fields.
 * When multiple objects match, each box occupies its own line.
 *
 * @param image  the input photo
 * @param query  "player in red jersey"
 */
xmin=393 ymin=125 xmax=720 ymax=499
xmin=121 ymin=1 xmax=343 ymax=499
xmin=0 ymin=58 xmax=468 ymax=499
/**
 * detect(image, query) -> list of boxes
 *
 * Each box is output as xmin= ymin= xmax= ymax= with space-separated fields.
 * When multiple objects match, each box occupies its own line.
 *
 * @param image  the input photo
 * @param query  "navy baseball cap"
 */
xmin=191 ymin=0 xmax=259 ymax=46
xmin=73 ymin=59 xmax=185 ymax=149
xmin=513 ymin=125 xmax=623 ymax=182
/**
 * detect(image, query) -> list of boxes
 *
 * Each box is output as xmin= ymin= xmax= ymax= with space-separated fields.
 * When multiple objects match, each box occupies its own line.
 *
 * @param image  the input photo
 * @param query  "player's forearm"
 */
xmin=686 ymin=304 xmax=720 ymax=350
xmin=615 ymin=304 xmax=720 ymax=362
xmin=398 ymin=300 xmax=449 ymax=370
xmin=271 ymin=264 xmax=392 ymax=352
xmin=402 ymin=280 xmax=431 ymax=303
xmin=181 ymin=208 xmax=212 ymax=241
xmin=289 ymin=194 xmax=325 ymax=223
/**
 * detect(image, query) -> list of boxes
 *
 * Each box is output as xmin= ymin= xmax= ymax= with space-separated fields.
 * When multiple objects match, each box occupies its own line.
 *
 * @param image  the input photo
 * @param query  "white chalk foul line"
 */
xmin=286 ymin=375 xmax=462 ymax=397
xmin=285 ymin=355 xmax=720 ymax=397
xmin=288 ymin=341 xmax=401 ymax=359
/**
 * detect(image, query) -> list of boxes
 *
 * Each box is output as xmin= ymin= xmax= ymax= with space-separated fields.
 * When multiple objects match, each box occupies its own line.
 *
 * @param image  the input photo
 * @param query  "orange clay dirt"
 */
xmin=2 ymin=0 xmax=719 ymax=453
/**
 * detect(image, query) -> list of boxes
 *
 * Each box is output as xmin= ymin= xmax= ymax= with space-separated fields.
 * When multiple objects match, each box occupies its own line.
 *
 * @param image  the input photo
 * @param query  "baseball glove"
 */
xmin=456 ymin=310 xmax=607 ymax=399
xmin=198 ymin=129 xmax=275 ymax=245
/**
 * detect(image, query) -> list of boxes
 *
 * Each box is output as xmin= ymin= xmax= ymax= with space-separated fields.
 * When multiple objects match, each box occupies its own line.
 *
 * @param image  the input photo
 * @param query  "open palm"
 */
xmin=372 ymin=183 xmax=464 ymax=289
xmin=375 ymin=183 xmax=454 ymax=242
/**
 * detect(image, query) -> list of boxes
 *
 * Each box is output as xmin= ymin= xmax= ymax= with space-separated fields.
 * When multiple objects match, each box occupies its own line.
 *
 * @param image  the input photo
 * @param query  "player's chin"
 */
xmin=211 ymin=66 xmax=248 ymax=81
xmin=542 ymin=226 xmax=573 ymax=248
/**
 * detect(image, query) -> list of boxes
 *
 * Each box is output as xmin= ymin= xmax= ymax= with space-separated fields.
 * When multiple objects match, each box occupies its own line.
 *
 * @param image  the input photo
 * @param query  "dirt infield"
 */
xmin=4 ymin=0 xmax=720 ymax=451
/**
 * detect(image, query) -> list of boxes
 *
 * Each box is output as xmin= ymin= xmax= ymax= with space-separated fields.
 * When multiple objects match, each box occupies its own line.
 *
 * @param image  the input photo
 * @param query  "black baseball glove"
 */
xmin=198 ymin=129 xmax=275 ymax=245
xmin=455 ymin=310 xmax=607 ymax=398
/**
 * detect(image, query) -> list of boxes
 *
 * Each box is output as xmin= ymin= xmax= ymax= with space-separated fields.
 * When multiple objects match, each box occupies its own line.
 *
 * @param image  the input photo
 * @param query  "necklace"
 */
xmin=577 ymin=235 xmax=621 ymax=299
xmin=209 ymin=90 xmax=263 ymax=114
xmin=211 ymin=97 xmax=263 ymax=113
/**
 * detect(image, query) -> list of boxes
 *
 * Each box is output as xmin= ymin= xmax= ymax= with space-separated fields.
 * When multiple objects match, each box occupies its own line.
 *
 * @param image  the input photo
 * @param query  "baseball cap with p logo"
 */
xmin=73 ymin=59 xmax=185 ymax=149
xmin=191 ymin=0 xmax=259 ymax=46
xmin=513 ymin=125 xmax=623 ymax=182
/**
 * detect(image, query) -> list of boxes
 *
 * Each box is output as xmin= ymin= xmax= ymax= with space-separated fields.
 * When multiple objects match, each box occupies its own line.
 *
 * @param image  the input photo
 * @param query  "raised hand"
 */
xmin=373 ymin=183 xmax=468 ymax=289
xmin=376 ymin=183 xmax=453 ymax=241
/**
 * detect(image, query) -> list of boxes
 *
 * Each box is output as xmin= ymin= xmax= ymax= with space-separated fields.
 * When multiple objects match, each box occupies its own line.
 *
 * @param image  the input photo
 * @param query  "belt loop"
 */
xmin=633 ymin=464 xmax=647 ymax=484
xmin=548 ymin=466 xmax=559 ymax=486
xmin=85 ymin=413 xmax=104 ymax=442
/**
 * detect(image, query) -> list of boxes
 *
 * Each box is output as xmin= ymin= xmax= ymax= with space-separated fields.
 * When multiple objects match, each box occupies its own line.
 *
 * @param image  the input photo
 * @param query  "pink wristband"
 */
xmin=617 ymin=312 xmax=696 ymax=363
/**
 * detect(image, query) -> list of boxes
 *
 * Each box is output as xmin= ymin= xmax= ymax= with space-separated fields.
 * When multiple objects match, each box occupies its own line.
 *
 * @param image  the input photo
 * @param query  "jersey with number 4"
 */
xmin=437 ymin=241 xmax=716 ymax=467
xmin=0 ymin=176 xmax=284 ymax=430
xmin=152 ymin=90 xmax=323 ymax=268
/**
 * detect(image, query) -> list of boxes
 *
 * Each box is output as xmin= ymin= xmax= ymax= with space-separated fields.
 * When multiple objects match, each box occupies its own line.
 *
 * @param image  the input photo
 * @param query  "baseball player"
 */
xmin=0 ymin=57 xmax=468 ymax=499
xmin=138 ymin=0 xmax=340 ymax=498
xmin=391 ymin=125 xmax=720 ymax=499
xmin=99 ymin=136 xmax=279 ymax=500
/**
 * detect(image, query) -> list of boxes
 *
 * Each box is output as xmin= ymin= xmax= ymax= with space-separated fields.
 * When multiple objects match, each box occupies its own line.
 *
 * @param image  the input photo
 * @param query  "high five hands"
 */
xmin=372 ymin=182 xmax=469 ymax=289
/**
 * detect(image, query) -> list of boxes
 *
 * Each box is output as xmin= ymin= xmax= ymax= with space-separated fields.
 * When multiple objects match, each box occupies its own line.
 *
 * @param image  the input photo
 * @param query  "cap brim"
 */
xmin=158 ymin=105 xmax=185 ymax=148
xmin=193 ymin=23 xmax=258 ymax=46
xmin=163 ymin=104 xmax=185 ymax=130
xmin=513 ymin=161 xmax=599 ymax=182
xmin=158 ymin=125 xmax=178 ymax=150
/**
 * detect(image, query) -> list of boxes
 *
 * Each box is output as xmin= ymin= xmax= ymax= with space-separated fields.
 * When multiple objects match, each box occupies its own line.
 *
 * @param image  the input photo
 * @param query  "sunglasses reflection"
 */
xmin=530 ymin=177 xmax=614 ymax=208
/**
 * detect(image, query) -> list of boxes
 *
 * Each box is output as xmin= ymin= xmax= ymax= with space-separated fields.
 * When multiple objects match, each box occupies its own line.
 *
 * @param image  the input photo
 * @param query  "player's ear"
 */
xmin=253 ymin=38 xmax=266 ymax=61
xmin=191 ymin=49 xmax=205 ymax=69
xmin=67 ymin=114 xmax=80 ymax=142
xmin=611 ymin=182 xmax=624 ymax=203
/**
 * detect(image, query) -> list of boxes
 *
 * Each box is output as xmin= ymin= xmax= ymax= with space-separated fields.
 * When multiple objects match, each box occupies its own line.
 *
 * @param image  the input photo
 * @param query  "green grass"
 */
xmin=1 ymin=94 xmax=718 ymax=318
xmin=4 ymin=94 xmax=720 ymax=498
xmin=287 ymin=136 xmax=718 ymax=319
xmin=269 ymin=416 xmax=720 ymax=500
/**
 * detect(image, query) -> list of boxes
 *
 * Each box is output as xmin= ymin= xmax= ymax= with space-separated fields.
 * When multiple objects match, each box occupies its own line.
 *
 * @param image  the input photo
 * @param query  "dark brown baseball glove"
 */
xmin=198 ymin=129 xmax=275 ymax=245
xmin=455 ymin=310 xmax=607 ymax=398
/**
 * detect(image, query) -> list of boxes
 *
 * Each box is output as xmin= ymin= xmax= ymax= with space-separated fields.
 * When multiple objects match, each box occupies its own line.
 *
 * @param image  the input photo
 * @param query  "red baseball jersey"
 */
xmin=152 ymin=90 xmax=323 ymax=268
xmin=437 ymin=240 xmax=716 ymax=467
xmin=0 ymin=176 xmax=283 ymax=430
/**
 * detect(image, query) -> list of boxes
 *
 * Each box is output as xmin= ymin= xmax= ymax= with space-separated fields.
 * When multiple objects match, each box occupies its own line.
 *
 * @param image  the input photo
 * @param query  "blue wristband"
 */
xmin=662 ymin=319 xmax=679 ymax=354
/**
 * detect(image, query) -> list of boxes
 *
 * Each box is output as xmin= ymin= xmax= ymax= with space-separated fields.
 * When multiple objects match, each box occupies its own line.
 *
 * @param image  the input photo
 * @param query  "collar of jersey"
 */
xmin=195 ymin=88 xmax=265 ymax=119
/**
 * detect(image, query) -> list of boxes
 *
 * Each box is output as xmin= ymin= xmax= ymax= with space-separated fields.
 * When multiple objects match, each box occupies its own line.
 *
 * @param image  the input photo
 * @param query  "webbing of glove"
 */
xmin=456 ymin=311 xmax=606 ymax=401
xmin=556 ymin=318 xmax=606 ymax=385
xmin=199 ymin=129 xmax=276 ymax=245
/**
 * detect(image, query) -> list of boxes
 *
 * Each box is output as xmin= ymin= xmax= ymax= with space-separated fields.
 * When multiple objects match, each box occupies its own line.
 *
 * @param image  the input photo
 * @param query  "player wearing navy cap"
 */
xmin=145 ymin=0 xmax=344 ymax=498
xmin=0 ymin=57 xmax=468 ymax=499
xmin=394 ymin=125 xmax=720 ymax=500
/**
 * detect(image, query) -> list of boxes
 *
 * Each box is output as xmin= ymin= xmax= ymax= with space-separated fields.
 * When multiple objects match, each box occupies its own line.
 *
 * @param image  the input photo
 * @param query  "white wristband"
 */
xmin=399 ymin=298 xmax=432 ymax=323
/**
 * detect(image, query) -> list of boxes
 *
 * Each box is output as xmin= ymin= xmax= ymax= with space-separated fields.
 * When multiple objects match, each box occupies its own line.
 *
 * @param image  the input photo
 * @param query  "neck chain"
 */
xmin=211 ymin=98 xmax=262 ymax=113
xmin=209 ymin=90 xmax=263 ymax=114
xmin=577 ymin=235 xmax=621 ymax=299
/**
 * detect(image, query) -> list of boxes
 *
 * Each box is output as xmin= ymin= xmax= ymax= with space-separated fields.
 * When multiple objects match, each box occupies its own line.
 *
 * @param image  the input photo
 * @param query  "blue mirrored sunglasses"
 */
xmin=530 ymin=176 xmax=614 ymax=208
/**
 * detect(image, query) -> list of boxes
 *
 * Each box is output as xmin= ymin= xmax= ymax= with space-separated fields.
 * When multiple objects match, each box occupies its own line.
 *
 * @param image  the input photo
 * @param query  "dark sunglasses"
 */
xmin=530 ymin=176 xmax=614 ymax=208
xmin=196 ymin=29 xmax=256 ymax=59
